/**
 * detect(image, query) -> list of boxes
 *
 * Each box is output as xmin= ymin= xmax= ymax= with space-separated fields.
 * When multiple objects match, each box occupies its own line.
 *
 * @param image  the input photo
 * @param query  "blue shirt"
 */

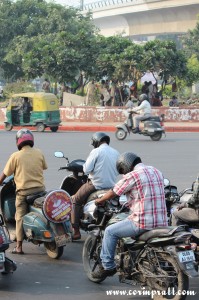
xmin=83 ymin=144 xmax=119 ymax=189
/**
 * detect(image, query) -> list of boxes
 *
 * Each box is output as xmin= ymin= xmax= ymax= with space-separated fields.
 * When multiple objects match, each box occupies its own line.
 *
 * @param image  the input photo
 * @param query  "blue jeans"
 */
xmin=100 ymin=218 xmax=146 ymax=270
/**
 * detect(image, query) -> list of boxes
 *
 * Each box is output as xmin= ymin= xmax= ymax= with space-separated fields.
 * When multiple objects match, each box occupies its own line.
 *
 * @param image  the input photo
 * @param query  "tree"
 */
xmin=183 ymin=16 xmax=199 ymax=60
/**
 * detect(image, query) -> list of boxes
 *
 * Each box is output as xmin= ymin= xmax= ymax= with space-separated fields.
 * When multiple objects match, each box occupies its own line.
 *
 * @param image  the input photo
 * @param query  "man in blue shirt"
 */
xmin=71 ymin=132 xmax=119 ymax=240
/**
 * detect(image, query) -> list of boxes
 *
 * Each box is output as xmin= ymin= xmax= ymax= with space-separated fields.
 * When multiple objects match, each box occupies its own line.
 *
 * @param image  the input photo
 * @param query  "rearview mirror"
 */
xmin=164 ymin=178 xmax=170 ymax=187
xmin=54 ymin=151 xmax=64 ymax=158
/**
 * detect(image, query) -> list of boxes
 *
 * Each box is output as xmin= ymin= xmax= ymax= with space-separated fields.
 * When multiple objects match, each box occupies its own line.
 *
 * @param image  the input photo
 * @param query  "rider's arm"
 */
xmin=187 ymin=175 xmax=199 ymax=208
xmin=95 ymin=189 xmax=117 ymax=205
xmin=0 ymin=173 xmax=6 ymax=185
xmin=83 ymin=149 xmax=98 ymax=175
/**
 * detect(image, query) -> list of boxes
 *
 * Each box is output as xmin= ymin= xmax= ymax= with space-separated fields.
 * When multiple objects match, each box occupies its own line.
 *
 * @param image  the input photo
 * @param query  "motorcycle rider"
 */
xmin=131 ymin=93 xmax=151 ymax=133
xmin=92 ymin=152 xmax=167 ymax=280
xmin=172 ymin=174 xmax=199 ymax=225
xmin=71 ymin=132 xmax=119 ymax=240
xmin=0 ymin=129 xmax=47 ymax=254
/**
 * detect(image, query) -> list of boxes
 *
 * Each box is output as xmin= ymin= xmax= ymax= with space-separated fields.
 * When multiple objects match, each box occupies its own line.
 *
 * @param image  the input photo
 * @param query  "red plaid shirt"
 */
xmin=113 ymin=163 xmax=167 ymax=229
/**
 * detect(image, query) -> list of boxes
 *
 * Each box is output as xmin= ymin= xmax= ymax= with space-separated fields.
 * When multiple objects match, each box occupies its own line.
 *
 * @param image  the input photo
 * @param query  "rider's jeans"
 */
xmin=100 ymin=218 xmax=146 ymax=270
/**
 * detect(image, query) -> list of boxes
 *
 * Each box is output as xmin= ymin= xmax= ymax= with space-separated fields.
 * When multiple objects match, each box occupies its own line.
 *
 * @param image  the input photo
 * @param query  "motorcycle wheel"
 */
xmin=82 ymin=234 xmax=106 ymax=283
xmin=115 ymin=129 xmax=127 ymax=140
xmin=147 ymin=253 xmax=189 ymax=300
xmin=150 ymin=132 xmax=162 ymax=141
xmin=44 ymin=242 xmax=64 ymax=259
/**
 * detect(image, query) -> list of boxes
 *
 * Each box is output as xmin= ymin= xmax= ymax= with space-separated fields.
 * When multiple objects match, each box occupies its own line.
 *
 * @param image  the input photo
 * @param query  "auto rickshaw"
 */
xmin=4 ymin=92 xmax=61 ymax=132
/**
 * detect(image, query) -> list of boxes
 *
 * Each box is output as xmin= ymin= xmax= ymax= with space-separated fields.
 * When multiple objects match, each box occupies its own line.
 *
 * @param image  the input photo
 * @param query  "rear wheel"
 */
xmin=142 ymin=252 xmax=189 ymax=300
xmin=150 ymin=132 xmax=162 ymax=141
xmin=82 ymin=234 xmax=106 ymax=283
xmin=36 ymin=122 xmax=45 ymax=132
xmin=50 ymin=126 xmax=58 ymax=132
xmin=4 ymin=123 xmax=13 ymax=131
xmin=44 ymin=242 xmax=64 ymax=259
xmin=115 ymin=129 xmax=127 ymax=140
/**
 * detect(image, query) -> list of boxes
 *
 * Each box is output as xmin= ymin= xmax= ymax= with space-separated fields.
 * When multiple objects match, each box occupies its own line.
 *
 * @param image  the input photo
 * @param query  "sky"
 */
xmin=52 ymin=0 xmax=95 ymax=8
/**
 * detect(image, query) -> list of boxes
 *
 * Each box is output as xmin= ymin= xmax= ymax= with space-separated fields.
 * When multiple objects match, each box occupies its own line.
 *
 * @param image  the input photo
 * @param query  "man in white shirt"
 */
xmin=131 ymin=94 xmax=151 ymax=133
xmin=71 ymin=132 xmax=119 ymax=240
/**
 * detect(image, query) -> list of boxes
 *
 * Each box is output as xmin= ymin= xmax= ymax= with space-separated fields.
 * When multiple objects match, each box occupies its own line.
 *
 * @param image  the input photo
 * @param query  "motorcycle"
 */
xmin=0 ymin=213 xmax=17 ymax=274
xmin=54 ymin=151 xmax=127 ymax=232
xmin=115 ymin=111 xmax=165 ymax=141
xmin=164 ymin=179 xmax=199 ymax=263
xmin=82 ymin=199 xmax=198 ymax=300
xmin=0 ymin=176 xmax=73 ymax=259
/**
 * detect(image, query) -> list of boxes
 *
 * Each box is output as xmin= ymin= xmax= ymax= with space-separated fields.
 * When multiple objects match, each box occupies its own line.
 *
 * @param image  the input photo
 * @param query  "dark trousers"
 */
xmin=72 ymin=181 xmax=96 ymax=228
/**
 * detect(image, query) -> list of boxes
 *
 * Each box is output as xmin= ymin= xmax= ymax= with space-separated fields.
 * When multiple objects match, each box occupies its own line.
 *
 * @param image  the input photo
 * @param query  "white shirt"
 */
xmin=133 ymin=100 xmax=151 ymax=115
xmin=83 ymin=144 xmax=119 ymax=189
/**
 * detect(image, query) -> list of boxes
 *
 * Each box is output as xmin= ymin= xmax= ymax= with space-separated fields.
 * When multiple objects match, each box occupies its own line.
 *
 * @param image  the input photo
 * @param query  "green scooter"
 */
xmin=0 ymin=176 xmax=72 ymax=259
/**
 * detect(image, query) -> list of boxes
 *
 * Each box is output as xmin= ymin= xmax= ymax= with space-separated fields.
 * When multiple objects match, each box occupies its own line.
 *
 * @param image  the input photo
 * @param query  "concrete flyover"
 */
xmin=83 ymin=0 xmax=199 ymax=40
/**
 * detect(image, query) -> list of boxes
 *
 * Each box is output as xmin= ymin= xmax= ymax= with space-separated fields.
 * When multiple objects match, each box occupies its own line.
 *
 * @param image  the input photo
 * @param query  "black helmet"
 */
xmin=116 ymin=152 xmax=141 ymax=174
xmin=91 ymin=132 xmax=110 ymax=148
xmin=139 ymin=94 xmax=148 ymax=102
xmin=16 ymin=128 xmax=34 ymax=150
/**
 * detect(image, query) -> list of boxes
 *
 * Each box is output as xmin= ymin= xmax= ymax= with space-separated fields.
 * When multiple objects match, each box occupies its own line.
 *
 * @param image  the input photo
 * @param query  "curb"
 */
xmin=0 ymin=124 xmax=199 ymax=132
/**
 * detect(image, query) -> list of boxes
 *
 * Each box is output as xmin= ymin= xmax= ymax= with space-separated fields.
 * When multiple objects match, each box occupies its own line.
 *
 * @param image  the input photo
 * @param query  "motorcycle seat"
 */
xmin=33 ymin=197 xmax=45 ymax=208
xmin=141 ymin=116 xmax=161 ymax=122
xmin=138 ymin=226 xmax=184 ymax=241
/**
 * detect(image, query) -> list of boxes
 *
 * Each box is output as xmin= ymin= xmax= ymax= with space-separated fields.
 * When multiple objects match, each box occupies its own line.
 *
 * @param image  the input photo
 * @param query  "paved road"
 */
xmin=0 ymin=131 xmax=199 ymax=300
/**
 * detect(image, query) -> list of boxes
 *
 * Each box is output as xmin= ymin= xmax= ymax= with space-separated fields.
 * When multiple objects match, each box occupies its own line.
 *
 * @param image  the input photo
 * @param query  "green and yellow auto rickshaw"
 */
xmin=4 ymin=92 xmax=61 ymax=132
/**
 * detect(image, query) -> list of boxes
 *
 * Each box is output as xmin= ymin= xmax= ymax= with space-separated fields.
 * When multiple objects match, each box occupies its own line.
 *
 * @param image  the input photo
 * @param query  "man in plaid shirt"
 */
xmin=92 ymin=152 xmax=167 ymax=280
xmin=172 ymin=174 xmax=199 ymax=225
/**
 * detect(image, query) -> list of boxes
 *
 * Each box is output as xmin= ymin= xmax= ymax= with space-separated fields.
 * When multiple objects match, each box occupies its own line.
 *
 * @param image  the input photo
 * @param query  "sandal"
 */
xmin=12 ymin=247 xmax=24 ymax=255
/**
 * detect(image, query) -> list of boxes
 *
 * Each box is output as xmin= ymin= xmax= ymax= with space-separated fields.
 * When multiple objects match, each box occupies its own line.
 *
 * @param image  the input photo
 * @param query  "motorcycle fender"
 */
xmin=23 ymin=212 xmax=54 ymax=242
xmin=164 ymin=245 xmax=198 ymax=277
xmin=116 ymin=124 xmax=129 ymax=133
xmin=144 ymin=121 xmax=164 ymax=133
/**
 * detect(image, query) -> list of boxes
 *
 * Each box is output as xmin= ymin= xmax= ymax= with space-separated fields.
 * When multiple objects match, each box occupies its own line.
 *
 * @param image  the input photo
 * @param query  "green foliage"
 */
xmin=3 ymin=81 xmax=35 ymax=99
xmin=183 ymin=16 xmax=199 ymax=59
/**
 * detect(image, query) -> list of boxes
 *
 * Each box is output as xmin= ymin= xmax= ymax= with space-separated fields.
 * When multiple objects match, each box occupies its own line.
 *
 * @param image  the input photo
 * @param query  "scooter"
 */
xmin=115 ymin=111 xmax=165 ymax=141
xmin=0 ymin=213 xmax=17 ymax=274
xmin=0 ymin=176 xmax=73 ymax=259
xmin=54 ymin=152 xmax=127 ymax=232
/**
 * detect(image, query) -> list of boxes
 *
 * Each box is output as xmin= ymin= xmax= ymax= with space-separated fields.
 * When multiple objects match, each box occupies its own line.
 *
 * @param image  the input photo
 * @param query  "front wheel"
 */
xmin=82 ymin=234 xmax=105 ymax=283
xmin=44 ymin=242 xmax=64 ymax=259
xmin=150 ymin=132 xmax=162 ymax=141
xmin=115 ymin=129 xmax=127 ymax=140
xmin=36 ymin=122 xmax=45 ymax=132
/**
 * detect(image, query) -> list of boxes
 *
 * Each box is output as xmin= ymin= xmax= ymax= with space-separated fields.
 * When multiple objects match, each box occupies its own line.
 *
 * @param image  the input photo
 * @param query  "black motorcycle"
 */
xmin=115 ymin=111 xmax=165 ymax=141
xmin=164 ymin=180 xmax=199 ymax=263
xmin=82 ymin=200 xmax=198 ymax=300
xmin=0 ymin=214 xmax=17 ymax=274
xmin=54 ymin=151 xmax=126 ymax=231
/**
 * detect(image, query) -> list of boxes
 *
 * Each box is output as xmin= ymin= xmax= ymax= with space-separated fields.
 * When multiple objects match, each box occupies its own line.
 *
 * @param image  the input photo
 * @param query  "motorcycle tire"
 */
xmin=150 ymin=132 xmax=162 ymax=141
xmin=44 ymin=242 xmax=64 ymax=259
xmin=115 ymin=129 xmax=127 ymax=140
xmin=82 ymin=234 xmax=106 ymax=283
xmin=145 ymin=252 xmax=189 ymax=300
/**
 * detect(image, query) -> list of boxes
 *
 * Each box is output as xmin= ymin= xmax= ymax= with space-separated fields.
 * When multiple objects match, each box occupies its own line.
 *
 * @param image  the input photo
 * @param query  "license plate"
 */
xmin=178 ymin=250 xmax=195 ymax=263
xmin=55 ymin=234 xmax=71 ymax=247
xmin=0 ymin=252 xmax=5 ymax=262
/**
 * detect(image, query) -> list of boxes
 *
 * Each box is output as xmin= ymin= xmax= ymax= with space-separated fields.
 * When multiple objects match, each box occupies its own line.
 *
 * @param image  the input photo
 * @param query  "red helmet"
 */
xmin=16 ymin=129 xmax=34 ymax=150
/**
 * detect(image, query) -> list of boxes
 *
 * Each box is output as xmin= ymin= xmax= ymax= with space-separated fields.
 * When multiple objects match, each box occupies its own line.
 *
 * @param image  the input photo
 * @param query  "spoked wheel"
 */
xmin=4 ymin=123 xmax=13 ymax=131
xmin=145 ymin=253 xmax=189 ymax=300
xmin=82 ymin=234 xmax=105 ymax=283
xmin=115 ymin=129 xmax=127 ymax=140
xmin=44 ymin=242 xmax=64 ymax=259
xmin=36 ymin=122 xmax=45 ymax=132
xmin=150 ymin=132 xmax=162 ymax=141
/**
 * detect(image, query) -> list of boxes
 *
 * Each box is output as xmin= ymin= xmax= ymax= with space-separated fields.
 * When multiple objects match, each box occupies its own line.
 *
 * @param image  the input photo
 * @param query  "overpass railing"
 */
xmin=83 ymin=0 xmax=157 ymax=11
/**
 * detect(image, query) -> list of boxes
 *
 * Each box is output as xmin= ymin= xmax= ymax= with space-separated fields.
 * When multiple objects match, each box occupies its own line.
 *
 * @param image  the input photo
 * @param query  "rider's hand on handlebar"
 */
xmin=177 ymin=203 xmax=187 ymax=210
xmin=95 ymin=199 xmax=106 ymax=206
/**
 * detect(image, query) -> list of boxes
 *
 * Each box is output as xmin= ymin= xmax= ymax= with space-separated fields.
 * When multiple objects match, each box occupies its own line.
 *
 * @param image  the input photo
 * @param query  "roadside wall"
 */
xmin=1 ymin=106 xmax=199 ymax=123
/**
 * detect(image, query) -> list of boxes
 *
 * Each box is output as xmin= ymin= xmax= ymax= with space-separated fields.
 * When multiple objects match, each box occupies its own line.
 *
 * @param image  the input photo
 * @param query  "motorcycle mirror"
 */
xmin=54 ymin=151 xmax=64 ymax=158
xmin=164 ymin=178 xmax=170 ymax=186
